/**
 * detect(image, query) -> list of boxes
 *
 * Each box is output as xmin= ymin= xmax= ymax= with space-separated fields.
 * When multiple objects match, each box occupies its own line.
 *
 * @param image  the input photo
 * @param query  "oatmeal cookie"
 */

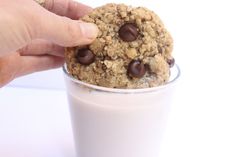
xmin=65 ymin=3 xmax=174 ymax=89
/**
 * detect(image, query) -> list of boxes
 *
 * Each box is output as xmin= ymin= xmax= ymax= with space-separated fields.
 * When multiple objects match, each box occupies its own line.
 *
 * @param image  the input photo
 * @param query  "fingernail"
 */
xmin=79 ymin=22 xmax=98 ymax=39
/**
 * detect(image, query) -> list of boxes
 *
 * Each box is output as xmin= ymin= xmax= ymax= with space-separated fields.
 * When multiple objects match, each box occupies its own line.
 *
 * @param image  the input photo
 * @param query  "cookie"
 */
xmin=65 ymin=3 xmax=174 ymax=89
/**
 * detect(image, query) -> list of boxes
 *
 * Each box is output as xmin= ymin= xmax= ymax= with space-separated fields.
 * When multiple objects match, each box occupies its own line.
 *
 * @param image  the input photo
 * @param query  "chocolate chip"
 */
xmin=128 ymin=60 xmax=146 ymax=78
xmin=76 ymin=48 xmax=95 ymax=65
xmin=119 ymin=23 xmax=139 ymax=42
xmin=167 ymin=58 xmax=175 ymax=68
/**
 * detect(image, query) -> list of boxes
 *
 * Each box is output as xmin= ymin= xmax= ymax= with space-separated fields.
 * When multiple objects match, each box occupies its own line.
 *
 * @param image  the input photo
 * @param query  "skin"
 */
xmin=0 ymin=0 xmax=98 ymax=87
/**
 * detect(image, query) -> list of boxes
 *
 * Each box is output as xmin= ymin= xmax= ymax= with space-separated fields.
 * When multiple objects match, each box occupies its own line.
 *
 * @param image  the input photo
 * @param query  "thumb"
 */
xmin=34 ymin=11 xmax=98 ymax=47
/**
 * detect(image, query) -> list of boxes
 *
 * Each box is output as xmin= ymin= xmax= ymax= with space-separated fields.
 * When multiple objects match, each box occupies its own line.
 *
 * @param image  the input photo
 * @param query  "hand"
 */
xmin=0 ymin=0 xmax=98 ymax=87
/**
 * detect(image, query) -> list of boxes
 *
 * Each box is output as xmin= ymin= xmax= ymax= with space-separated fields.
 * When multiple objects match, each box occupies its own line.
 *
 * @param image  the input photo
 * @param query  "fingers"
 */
xmin=0 ymin=53 xmax=64 ymax=88
xmin=0 ymin=0 xmax=97 ymax=57
xmin=16 ymin=55 xmax=64 ymax=77
xmin=18 ymin=39 xmax=65 ymax=57
xmin=34 ymin=0 xmax=98 ymax=47
xmin=43 ymin=0 xmax=92 ymax=19
xmin=35 ymin=11 xmax=98 ymax=47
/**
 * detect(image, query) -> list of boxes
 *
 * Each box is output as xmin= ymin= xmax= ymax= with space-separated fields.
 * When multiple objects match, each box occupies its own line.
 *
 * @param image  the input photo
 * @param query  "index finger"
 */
xmin=42 ymin=0 xmax=92 ymax=19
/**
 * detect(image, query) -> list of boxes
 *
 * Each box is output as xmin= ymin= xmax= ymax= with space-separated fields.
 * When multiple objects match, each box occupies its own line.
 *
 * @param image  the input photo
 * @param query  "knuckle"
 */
xmin=17 ymin=46 xmax=29 ymax=55
xmin=20 ymin=8 xmax=39 ymax=40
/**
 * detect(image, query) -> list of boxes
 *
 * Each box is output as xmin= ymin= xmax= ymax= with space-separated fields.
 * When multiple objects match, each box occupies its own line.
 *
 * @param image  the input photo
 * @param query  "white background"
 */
xmin=1 ymin=0 xmax=236 ymax=157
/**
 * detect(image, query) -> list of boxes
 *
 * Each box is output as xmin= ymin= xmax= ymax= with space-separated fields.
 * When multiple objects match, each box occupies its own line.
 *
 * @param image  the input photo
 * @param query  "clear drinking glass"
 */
xmin=63 ymin=64 xmax=180 ymax=157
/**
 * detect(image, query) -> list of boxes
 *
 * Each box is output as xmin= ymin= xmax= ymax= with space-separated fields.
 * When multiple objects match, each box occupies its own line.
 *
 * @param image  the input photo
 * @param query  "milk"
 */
xmin=64 ymin=65 xmax=180 ymax=157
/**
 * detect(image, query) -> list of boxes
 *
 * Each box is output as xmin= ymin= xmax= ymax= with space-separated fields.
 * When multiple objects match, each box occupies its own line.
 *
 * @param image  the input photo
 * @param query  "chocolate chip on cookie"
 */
xmin=76 ymin=48 xmax=95 ymax=65
xmin=167 ymin=58 xmax=175 ymax=68
xmin=119 ymin=23 xmax=139 ymax=42
xmin=128 ymin=60 xmax=146 ymax=78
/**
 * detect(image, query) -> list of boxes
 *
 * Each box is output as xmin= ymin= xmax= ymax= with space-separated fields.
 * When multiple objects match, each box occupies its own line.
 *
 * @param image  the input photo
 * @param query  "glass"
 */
xmin=63 ymin=64 xmax=180 ymax=157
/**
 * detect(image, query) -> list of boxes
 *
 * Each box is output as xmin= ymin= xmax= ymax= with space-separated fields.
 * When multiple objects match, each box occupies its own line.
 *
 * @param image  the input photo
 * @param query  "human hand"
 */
xmin=0 ymin=0 xmax=98 ymax=87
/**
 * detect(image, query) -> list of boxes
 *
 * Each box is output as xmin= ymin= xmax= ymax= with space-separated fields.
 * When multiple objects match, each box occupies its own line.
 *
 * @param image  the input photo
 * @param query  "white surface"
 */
xmin=1 ymin=80 xmax=236 ymax=157
xmin=0 ymin=87 xmax=75 ymax=157
xmin=2 ymin=0 xmax=236 ymax=156
xmin=9 ymin=69 xmax=65 ymax=90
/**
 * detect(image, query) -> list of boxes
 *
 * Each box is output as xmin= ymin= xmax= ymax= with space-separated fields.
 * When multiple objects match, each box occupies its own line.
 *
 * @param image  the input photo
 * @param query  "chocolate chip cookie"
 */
xmin=65 ymin=3 xmax=174 ymax=89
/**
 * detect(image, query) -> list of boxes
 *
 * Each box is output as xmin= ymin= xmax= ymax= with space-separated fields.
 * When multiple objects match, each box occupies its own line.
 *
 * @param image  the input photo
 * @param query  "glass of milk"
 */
xmin=63 ymin=64 xmax=180 ymax=157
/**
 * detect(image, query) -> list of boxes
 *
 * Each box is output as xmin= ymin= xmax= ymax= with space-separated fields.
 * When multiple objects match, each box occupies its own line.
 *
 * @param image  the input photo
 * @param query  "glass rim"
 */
xmin=63 ymin=64 xmax=181 ymax=94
